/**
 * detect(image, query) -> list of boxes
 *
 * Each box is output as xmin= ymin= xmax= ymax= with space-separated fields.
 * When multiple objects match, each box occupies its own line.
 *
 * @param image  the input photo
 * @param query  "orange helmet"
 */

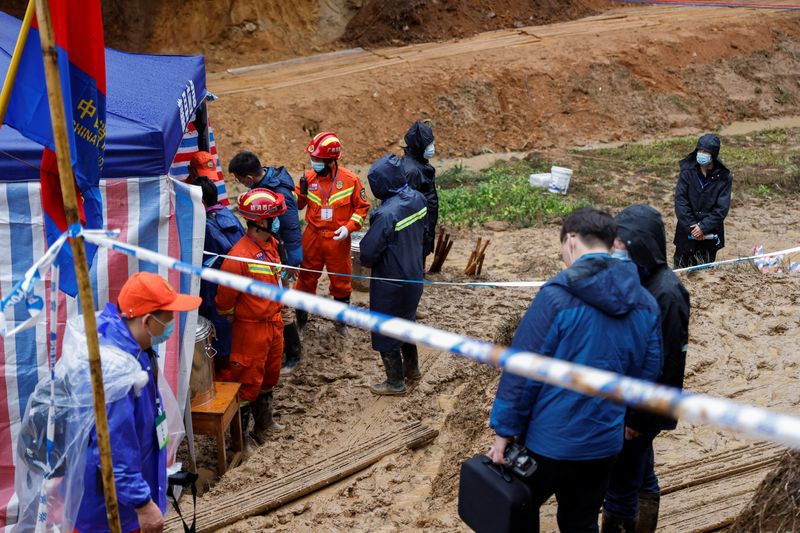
xmin=237 ymin=188 xmax=286 ymax=221
xmin=306 ymin=131 xmax=342 ymax=160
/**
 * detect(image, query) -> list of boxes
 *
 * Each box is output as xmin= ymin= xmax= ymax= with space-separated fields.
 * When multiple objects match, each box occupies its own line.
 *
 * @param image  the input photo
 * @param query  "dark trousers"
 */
xmin=604 ymin=432 xmax=659 ymax=519
xmin=673 ymin=241 xmax=717 ymax=268
xmin=526 ymin=452 xmax=617 ymax=533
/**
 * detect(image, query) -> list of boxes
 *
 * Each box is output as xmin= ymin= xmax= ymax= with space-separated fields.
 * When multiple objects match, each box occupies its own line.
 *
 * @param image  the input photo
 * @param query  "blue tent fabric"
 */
xmin=0 ymin=10 xmax=207 ymax=181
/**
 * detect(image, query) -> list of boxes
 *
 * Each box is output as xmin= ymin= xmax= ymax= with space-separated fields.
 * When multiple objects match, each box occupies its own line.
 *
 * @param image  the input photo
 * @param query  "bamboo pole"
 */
xmin=32 ymin=1 xmax=122 ymax=531
xmin=0 ymin=0 xmax=34 ymax=126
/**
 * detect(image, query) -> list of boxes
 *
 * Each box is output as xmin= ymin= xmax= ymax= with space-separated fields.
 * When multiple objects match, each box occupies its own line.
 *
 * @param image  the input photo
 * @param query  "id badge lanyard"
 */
xmin=319 ymin=168 xmax=338 ymax=221
xmin=148 ymin=350 xmax=170 ymax=450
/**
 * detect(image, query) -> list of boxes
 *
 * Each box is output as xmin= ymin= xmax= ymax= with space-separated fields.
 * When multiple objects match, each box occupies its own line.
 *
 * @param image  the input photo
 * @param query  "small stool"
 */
xmin=191 ymin=381 xmax=243 ymax=475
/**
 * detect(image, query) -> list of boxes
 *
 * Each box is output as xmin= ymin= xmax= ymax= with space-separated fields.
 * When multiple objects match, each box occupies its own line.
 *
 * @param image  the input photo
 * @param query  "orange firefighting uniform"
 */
xmin=215 ymin=232 xmax=284 ymax=402
xmin=295 ymin=165 xmax=370 ymax=298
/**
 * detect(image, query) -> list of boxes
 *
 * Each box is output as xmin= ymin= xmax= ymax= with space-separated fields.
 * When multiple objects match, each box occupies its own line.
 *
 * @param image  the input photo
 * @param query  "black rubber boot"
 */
xmin=401 ymin=343 xmax=421 ymax=382
xmin=250 ymin=391 xmax=284 ymax=445
xmin=333 ymin=296 xmax=350 ymax=335
xmin=296 ymin=309 xmax=309 ymax=332
xmin=370 ymin=351 xmax=406 ymax=395
xmin=635 ymin=492 xmax=660 ymax=533
xmin=280 ymin=323 xmax=303 ymax=375
xmin=601 ymin=510 xmax=637 ymax=533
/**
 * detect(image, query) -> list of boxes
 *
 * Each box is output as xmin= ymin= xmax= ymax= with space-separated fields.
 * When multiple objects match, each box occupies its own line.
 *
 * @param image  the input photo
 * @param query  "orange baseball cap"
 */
xmin=118 ymin=272 xmax=202 ymax=318
xmin=189 ymin=151 xmax=218 ymax=181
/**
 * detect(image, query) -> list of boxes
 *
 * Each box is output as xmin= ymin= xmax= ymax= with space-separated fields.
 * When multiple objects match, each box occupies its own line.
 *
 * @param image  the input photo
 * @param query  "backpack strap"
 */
xmin=167 ymin=470 xmax=199 ymax=533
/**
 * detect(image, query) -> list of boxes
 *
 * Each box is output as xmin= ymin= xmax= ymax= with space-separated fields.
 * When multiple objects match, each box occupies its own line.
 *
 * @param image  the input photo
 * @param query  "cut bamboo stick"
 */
xmin=165 ymin=422 xmax=438 ymax=533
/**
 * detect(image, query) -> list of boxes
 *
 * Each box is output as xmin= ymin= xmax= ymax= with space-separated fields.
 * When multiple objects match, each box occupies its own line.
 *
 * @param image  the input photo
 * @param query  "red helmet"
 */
xmin=237 ymin=188 xmax=286 ymax=221
xmin=306 ymin=131 xmax=342 ymax=160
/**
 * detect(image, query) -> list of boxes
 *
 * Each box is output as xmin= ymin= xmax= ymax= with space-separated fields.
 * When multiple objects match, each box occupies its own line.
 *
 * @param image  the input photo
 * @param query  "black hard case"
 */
xmin=458 ymin=454 xmax=536 ymax=533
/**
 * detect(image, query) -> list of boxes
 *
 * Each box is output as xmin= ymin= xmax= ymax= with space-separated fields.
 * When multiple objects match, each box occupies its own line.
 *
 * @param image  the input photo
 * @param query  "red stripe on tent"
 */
xmin=104 ymin=180 xmax=130 ymax=308
xmin=164 ymin=207 xmax=182 ymax=392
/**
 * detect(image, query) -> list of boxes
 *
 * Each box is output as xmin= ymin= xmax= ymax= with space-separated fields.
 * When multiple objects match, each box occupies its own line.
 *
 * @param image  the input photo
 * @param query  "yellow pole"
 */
xmin=32 ymin=1 xmax=122 ymax=532
xmin=0 ymin=0 xmax=35 ymax=127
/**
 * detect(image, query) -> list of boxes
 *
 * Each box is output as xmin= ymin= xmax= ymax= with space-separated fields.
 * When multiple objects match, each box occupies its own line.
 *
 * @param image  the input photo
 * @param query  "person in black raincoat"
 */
xmin=603 ymin=204 xmax=691 ymax=533
xmin=360 ymin=154 xmax=428 ymax=395
xmin=673 ymin=133 xmax=732 ymax=268
xmin=401 ymin=121 xmax=439 ymax=260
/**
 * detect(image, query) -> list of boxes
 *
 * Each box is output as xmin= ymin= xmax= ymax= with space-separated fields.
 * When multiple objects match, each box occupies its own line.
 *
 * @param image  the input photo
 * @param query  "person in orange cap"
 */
xmin=186 ymin=151 xmax=220 ymax=184
xmin=215 ymin=188 xmax=287 ymax=445
xmin=76 ymin=272 xmax=201 ymax=533
xmin=295 ymin=131 xmax=370 ymax=335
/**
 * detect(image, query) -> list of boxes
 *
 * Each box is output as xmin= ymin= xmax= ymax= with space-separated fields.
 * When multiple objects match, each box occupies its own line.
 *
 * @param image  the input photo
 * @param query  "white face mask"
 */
xmin=423 ymin=143 xmax=435 ymax=159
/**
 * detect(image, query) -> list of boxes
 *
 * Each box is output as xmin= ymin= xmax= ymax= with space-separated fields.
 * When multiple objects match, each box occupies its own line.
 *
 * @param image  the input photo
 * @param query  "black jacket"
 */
xmin=401 ymin=121 xmax=438 ymax=257
xmin=617 ymin=204 xmax=691 ymax=433
xmin=673 ymin=152 xmax=732 ymax=253
xmin=360 ymin=154 xmax=427 ymax=352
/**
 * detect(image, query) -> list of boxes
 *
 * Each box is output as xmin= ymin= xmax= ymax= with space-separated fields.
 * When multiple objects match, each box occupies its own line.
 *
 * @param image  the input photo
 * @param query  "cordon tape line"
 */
xmin=79 ymin=229 xmax=800 ymax=449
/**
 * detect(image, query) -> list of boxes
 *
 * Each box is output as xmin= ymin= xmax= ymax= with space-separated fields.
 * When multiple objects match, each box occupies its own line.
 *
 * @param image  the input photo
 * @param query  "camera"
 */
xmin=503 ymin=443 xmax=537 ymax=479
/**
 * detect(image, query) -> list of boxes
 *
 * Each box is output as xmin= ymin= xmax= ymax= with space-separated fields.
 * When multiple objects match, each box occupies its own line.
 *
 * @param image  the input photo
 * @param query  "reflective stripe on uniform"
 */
xmin=350 ymin=213 xmax=364 ymax=225
xmin=395 ymin=207 xmax=428 ymax=231
xmin=328 ymin=186 xmax=354 ymax=206
xmin=306 ymin=192 xmax=322 ymax=206
xmin=248 ymin=263 xmax=274 ymax=275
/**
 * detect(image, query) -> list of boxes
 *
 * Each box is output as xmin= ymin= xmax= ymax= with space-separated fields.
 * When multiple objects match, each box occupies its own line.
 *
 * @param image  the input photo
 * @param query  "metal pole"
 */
xmin=0 ymin=0 xmax=35 ymax=126
xmin=32 ymin=1 xmax=122 ymax=531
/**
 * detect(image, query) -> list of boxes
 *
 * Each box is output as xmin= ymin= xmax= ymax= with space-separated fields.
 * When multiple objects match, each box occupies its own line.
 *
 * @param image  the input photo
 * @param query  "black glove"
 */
xmin=300 ymin=175 xmax=309 ymax=196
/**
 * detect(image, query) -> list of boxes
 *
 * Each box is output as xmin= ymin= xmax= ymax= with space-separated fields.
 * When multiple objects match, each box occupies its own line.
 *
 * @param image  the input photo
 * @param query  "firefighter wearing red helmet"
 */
xmin=216 ymin=188 xmax=287 ymax=444
xmin=295 ymin=131 xmax=370 ymax=334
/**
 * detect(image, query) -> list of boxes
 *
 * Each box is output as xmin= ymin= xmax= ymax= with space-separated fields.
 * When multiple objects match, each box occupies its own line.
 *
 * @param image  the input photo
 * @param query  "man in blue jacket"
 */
xmin=673 ymin=133 xmax=732 ymax=268
xmin=488 ymin=207 xmax=663 ymax=533
xmin=196 ymin=177 xmax=245 ymax=371
xmin=359 ymin=154 xmax=428 ymax=395
xmin=75 ymin=272 xmax=201 ymax=533
xmin=401 ymin=121 xmax=438 ymax=261
xmin=228 ymin=151 xmax=304 ymax=372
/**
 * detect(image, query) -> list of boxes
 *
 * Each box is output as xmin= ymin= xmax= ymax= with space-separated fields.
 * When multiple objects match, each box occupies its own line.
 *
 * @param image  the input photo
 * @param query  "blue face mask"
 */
xmin=696 ymin=152 xmax=712 ymax=166
xmin=147 ymin=315 xmax=174 ymax=345
xmin=423 ymin=143 xmax=435 ymax=159
xmin=311 ymin=161 xmax=326 ymax=173
xmin=611 ymin=249 xmax=629 ymax=261
xmin=271 ymin=217 xmax=280 ymax=234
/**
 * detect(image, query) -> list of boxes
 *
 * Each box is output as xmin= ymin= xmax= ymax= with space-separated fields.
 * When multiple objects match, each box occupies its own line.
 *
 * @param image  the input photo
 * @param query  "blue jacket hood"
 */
xmin=97 ymin=303 xmax=142 ymax=356
xmin=258 ymin=166 xmax=295 ymax=191
xmin=549 ymin=254 xmax=641 ymax=316
xmin=403 ymin=121 xmax=434 ymax=161
xmin=368 ymin=154 xmax=407 ymax=200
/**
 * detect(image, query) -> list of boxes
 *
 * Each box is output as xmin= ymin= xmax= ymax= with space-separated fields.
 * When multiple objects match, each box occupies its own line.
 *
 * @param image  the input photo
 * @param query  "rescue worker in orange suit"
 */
xmin=216 ymin=188 xmax=287 ymax=445
xmin=295 ymin=131 xmax=370 ymax=335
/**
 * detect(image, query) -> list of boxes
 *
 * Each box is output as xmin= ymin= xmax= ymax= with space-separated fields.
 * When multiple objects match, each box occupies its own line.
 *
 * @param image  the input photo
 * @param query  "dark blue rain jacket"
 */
xmin=254 ymin=166 xmax=302 ymax=267
xmin=401 ymin=121 xmax=438 ymax=257
xmin=490 ymin=255 xmax=663 ymax=461
xmin=360 ymin=154 xmax=428 ymax=352
xmin=201 ymin=205 xmax=245 ymax=356
xmin=75 ymin=304 xmax=166 ymax=532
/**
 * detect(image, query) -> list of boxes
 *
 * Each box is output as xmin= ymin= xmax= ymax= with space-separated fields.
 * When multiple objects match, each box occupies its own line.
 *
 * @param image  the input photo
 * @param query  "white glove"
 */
xmin=332 ymin=226 xmax=349 ymax=241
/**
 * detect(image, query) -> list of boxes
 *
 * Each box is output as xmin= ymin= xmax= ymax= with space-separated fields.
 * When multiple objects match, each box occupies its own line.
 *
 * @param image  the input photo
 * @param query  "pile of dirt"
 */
xmin=731 ymin=450 xmax=800 ymax=532
xmin=344 ymin=0 xmax=614 ymax=47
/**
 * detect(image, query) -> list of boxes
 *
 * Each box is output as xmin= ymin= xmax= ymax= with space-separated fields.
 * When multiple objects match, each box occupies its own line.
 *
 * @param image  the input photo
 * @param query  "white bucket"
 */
xmin=529 ymin=173 xmax=551 ymax=189
xmin=548 ymin=166 xmax=573 ymax=195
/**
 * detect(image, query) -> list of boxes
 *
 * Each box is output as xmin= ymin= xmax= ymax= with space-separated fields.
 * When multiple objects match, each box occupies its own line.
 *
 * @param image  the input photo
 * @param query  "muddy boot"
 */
xmin=401 ymin=343 xmax=421 ymax=382
xmin=239 ymin=404 xmax=252 ymax=449
xmin=635 ymin=492 xmax=660 ymax=533
xmin=280 ymin=323 xmax=303 ymax=375
xmin=370 ymin=351 xmax=406 ymax=395
xmin=296 ymin=309 xmax=309 ymax=332
xmin=250 ymin=392 xmax=284 ymax=445
xmin=264 ymin=391 xmax=285 ymax=432
xmin=602 ymin=510 xmax=637 ymax=533
xmin=333 ymin=296 xmax=350 ymax=335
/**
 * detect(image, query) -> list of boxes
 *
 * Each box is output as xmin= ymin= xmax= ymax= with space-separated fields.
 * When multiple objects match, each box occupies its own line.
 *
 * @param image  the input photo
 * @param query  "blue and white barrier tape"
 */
xmin=82 ymin=229 xmax=800 ymax=449
xmin=673 ymin=245 xmax=800 ymax=273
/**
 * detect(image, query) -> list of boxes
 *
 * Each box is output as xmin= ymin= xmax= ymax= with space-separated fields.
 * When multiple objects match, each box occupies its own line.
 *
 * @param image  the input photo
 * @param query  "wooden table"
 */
xmin=190 ymin=381 xmax=243 ymax=475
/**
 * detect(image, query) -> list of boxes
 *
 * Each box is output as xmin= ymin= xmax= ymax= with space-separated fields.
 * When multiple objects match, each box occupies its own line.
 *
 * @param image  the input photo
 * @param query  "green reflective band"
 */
xmin=395 ymin=207 xmax=428 ymax=231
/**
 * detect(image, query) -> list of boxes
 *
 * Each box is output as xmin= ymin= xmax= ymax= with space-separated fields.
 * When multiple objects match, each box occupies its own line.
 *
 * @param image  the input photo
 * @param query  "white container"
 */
xmin=548 ymin=166 xmax=573 ymax=195
xmin=529 ymin=173 xmax=551 ymax=189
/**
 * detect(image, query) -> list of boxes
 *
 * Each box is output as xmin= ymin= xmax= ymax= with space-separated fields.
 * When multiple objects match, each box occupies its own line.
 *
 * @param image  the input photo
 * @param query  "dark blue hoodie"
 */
xmin=490 ymin=255 xmax=663 ymax=460
xmin=360 ymin=154 xmax=428 ymax=352
xmin=401 ymin=121 xmax=438 ymax=257
xmin=254 ymin=166 xmax=302 ymax=267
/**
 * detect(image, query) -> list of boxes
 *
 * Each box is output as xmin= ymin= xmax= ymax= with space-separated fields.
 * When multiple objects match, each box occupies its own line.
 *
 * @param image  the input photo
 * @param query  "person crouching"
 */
xmin=216 ymin=189 xmax=287 ymax=445
xmin=359 ymin=154 xmax=428 ymax=395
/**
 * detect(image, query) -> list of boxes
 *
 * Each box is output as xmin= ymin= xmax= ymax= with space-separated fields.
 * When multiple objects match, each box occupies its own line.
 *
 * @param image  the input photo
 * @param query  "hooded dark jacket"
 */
xmin=616 ymin=205 xmax=691 ymax=433
xmin=490 ymin=255 xmax=663 ymax=460
xmin=360 ymin=154 xmax=428 ymax=352
xmin=401 ymin=121 xmax=438 ymax=257
xmin=673 ymin=134 xmax=732 ymax=253
xmin=253 ymin=166 xmax=303 ymax=267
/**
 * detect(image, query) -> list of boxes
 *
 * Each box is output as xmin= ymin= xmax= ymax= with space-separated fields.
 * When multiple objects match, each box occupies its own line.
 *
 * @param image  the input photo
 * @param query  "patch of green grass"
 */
xmin=757 ymin=184 xmax=772 ymax=196
xmin=438 ymin=161 xmax=588 ymax=227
